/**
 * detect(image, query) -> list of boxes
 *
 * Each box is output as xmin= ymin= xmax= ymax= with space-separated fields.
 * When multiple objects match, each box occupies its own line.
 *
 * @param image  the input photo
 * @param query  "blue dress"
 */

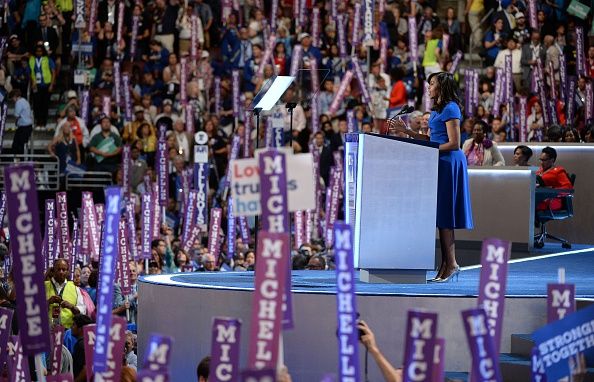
xmin=429 ymin=102 xmax=474 ymax=229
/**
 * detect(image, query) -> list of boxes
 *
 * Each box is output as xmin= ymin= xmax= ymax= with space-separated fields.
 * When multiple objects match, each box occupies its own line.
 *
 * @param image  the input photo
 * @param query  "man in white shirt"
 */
xmin=10 ymin=89 xmax=33 ymax=155
xmin=494 ymin=37 xmax=522 ymax=90
xmin=45 ymin=259 xmax=86 ymax=329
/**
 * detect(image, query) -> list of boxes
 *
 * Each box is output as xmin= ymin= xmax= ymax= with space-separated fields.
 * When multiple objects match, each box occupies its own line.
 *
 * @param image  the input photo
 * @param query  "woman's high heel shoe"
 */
xmin=427 ymin=263 xmax=445 ymax=282
xmin=434 ymin=266 xmax=461 ymax=283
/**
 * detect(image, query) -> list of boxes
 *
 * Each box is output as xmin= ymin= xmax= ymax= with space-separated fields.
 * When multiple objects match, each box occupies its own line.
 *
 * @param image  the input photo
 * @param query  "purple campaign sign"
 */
xmin=183 ymin=225 xmax=201 ymax=254
xmin=477 ymin=238 xmax=510 ymax=352
xmin=227 ymin=198 xmax=236 ymax=259
xmin=45 ymin=199 xmax=58 ymax=271
xmin=289 ymin=45 xmax=302 ymax=77
xmin=241 ymin=369 xmax=276 ymax=382
xmin=130 ymin=16 xmax=139 ymax=58
xmin=143 ymin=334 xmax=174 ymax=372
xmin=122 ymin=73 xmax=133 ymax=122
xmin=194 ymin=162 xmax=209 ymax=229
xmin=402 ymin=310 xmax=438 ymax=382
xmin=208 ymin=207 xmax=223 ymax=261
xmin=50 ymin=325 xmax=65 ymax=375
xmin=118 ymin=219 xmax=132 ymax=295
xmin=156 ymin=130 xmax=169 ymax=207
xmin=141 ymin=192 xmax=153 ymax=260
xmin=93 ymin=187 xmax=122 ymax=372
xmin=47 ymin=373 xmax=74 ymax=382
xmin=210 ymin=317 xmax=242 ymax=382
xmin=531 ymin=347 xmax=547 ymax=382
xmin=432 ymin=338 xmax=445 ymax=382
xmin=83 ymin=192 xmax=100 ymax=261
xmin=294 ymin=211 xmax=304 ymax=248
xmin=248 ymin=232 xmax=290 ymax=370
xmin=215 ymin=77 xmax=222 ymax=115
xmin=7 ymin=335 xmax=31 ymax=381
xmin=233 ymin=70 xmax=240 ymax=117
xmin=4 ymin=164 xmax=51 ymax=355
xmin=56 ymin=191 xmax=70 ymax=261
xmin=351 ymin=3 xmax=362 ymax=46
xmin=337 ymin=14 xmax=347 ymax=58
xmin=125 ymin=201 xmax=139 ymax=261
xmin=352 ymin=60 xmax=371 ymax=104
xmin=461 ymin=308 xmax=502 ymax=382
xmin=334 ymin=222 xmax=359 ymax=382
xmin=566 ymin=77 xmax=576 ymax=125
xmin=325 ymin=166 xmax=343 ymax=247
xmin=152 ymin=182 xmax=161 ymax=239
xmin=547 ymin=283 xmax=575 ymax=323
xmin=328 ymin=71 xmax=354 ymax=116
xmin=408 ymin=17 xmax=418 ymax=63
xmin=0 ymin=307 xmax=14 ymax=368
xmin=182 ymin=190 xmax=198 ymax=244
xmin=137 ymin=370 xmax=170 ymax=382
xmin=83 ymin=316 xmax=128 ymax=381
xmin=238 ymin=216 xmax=250 ymax=244
xmin=122 ymin=145 xmax=131 ymax=197
xmin=0 ymin=104 xmax=7 ymax=154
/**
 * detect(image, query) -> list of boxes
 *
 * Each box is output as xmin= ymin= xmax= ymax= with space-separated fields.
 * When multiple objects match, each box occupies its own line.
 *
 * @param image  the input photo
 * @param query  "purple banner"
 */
xmin=210 ymin=317 xmax=242 ymax=382
xmin=547 ymin=283 xmax=575 ymax=323
xmin=238 ymin=216 xmax=250 ymax=244
xmin=408 ymin=17 xmax=418 ymax=64
xmin=102 ymin=95 xmax=111 ymax=117
xmin=93 ymin=187 xmax=122 ymax=372
xmin=83 ymin=192 xmax=100 ymax=261
xmin=84 ymin=316 xmax=127 ymax=381
xmin=492 ymin=68 xmax=504 ymax=116
xmin=528 ymin=0 xmax=537 ymax=29
xmin=258 ymin=34 xmax=277 ymax=77
xmin=95 ymin=203 xmax=104 ymax=228
xmin=215 ymin=77 xmax=222 ymax=115
xmin=0 ymin=104 xmax=7 ymax=154
xmin=311 ymin=93 xmax=320 ymax=133
xmin=69 ymin=218 xmax=79 ymax=278
xmin=194 ymin=162 xmax=209 ymax=229
xmin=575 ymin=27 xmax=586 ymax=76
xmin=137 ymin=370 xmax=170 ymax=382
xmin=472 ymin=71 xmax=479 ymax=111
xmin=88 ymin=0 xmax=97 ymax=35
xmin=353 ymin=59 xmax=371 ymax=104
xmin=182 ymin=190 xmax=198 ymax=244
xmin=305 ymin=209 xmax=313 ymax=244
xmin=227 ymin=199 xmax=236 ymax=259
xmin=432 ymin=338 xmax=445 ymax=382
xmin=156 ymin=129 xmax=169 ymax=207
xmin=270 ymin=0 xmax=278 ymax=29
xmin=56 ymin=191 xmax=70 ymax=261
xmin=351 ymin=3 xmax=362 ymax=48
xmin=208 ymin=207 xmax=223 ymax=262
xmin=461 ymin=308 xmax=503 ymax=382
xmin=586 ymin=82 xmax=593 ymax=123
xmin=186 ymin=104 xmax=194 ymax=134
xmin=0 ymin=307 xmax=14 ymax=368
xmin=334 ymin=222 xmax=359 ymax=381
xmin=0 ymin=37 xmax=7 ymax=63
xmin=549 ymin=99 xmax=558 ymax=125
xmin=80 ymin=90 xmax=90 ymax=126
xmin=325 ymin=166 xmax=342 ymax=246
xmin=477 ymin=238 xmax=510 ymax=352
xmin=113 ymin=61 xmax=121 ymax=106
xmin=566 ymin=77 xmax=576 ymax=126
xmin=449 ymin=51 xmax=463 ymax=74
xmin=225 ymin=135 xmax=242 ymax=188
xmin=530 ymin=347 xmax=546 ymax=382
xmin=337 ymin=14 xmax=347 ymax=58
xmin=180 ymin=57 xmax=188 ymax=105
xmin=47 ymin=373 xmax=74 ymax=382
xmin=402 ymin=310 xmax=438 ymax=382
xmin=312 ymin=8 xmax=320 ymax=47
xmin=191 ymin=15 xmax=199 ymax=62
xmin=142 ymin=334 xmax=174 ymax=372
xmin=50 ymin=325 xmax=65 ymax=375
xmin=7 ymin=335 xmax=31 ymax=381
xmin=329 ymin=71 xmax=354 ymax=116
xmin=243 ymin=110 xmax=252 ymax=157
xmin=247 ymin=232 xmax=290 ymax=369
xmin=141 ymin=192 xmax=153 ymax=259
xmin=44 ymin=199 xmax=58 ymax=271
xmin=294 ymin=211 xmax=305 ymax=248
xmin=183 ymin=224 xmax=201 ymax=253
xmin=380 ymin=37 xmax=388 ymax=71
xmin=232 ymin=70 xmax=241 ymax=118
xmin=118 ymin=219 xmax=132 ymax=295
xmin=519 ymin=96 xmax=528 ymax=142
xmin=122 ymin=73 xmax=132 ymax=122
xmin=116 ymin=2 xmax=124 ymax=43
xmin=547 ymin=61 xmax=557 ymax=100
xmin=241 ymin=369 xmax=276 ymax=381
xmin=505 ymin=54 xmax=513 ymax=102
xmin=559 ymin=53 xmax=567 ymax=101
xmin=4 ymin=164 xmax=51 ymax=355
xmin=122 ymin=145 xmax=131 ymax=197
xmin=290 ymin=45 xmax=303 ymax=78
xmin=125 ymin=201 xmax=138 ymax=261
xmin=130 ymin=15 xmax=139 ymax=59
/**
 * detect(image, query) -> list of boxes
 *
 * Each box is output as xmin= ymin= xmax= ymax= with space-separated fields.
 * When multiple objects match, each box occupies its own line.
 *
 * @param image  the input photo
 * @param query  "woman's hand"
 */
xmin=358 ymin=320 xmax=378 ymax=353
xmin=387 ymin=118 xmax=407 ymax=135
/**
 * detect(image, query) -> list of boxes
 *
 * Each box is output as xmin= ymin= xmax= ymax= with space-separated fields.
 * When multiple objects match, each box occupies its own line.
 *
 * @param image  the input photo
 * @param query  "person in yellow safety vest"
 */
xmin=45 ymin=258 xmax=86 ymax=329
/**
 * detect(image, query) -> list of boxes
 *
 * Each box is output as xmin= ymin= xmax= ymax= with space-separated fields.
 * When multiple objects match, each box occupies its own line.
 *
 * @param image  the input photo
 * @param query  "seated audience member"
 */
xmin=197 ymin=356 xmax=210 ymax=382
xmin=201 ymin=253 xmax=218 ymax=272
xmin=563 ymin=128 xmax=580 ymax=142
xmin=536 ymin=146 xmax=573 ymax=211
xmin=513 ymin=145 xmax=533 ymax=166
xmin=462 ymin=121 xmax=505 ymax=166
xmin=306 ymin=255 xmax=326 ymax=270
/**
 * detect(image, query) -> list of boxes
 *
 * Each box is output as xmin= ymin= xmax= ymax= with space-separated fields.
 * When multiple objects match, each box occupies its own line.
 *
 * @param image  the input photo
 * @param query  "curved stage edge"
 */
xmin=136 ymin=249 xmax=594 ymax=382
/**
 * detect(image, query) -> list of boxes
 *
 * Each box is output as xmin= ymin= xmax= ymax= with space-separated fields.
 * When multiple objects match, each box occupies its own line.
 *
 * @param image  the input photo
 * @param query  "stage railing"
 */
xmin=66 ymin=171 xmax=113 ymax=190
xmin=0 ymin=154 xmax=60 ymax=191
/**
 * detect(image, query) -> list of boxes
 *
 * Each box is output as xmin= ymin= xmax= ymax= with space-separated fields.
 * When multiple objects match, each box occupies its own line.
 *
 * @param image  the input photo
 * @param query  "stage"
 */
xmin=138 ymin=246 xmax=594 ymax=381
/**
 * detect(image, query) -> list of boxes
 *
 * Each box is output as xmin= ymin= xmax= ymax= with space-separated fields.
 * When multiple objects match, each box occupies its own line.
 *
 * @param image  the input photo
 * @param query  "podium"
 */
xmin=346 ymin=133 xmax=440 ymax=284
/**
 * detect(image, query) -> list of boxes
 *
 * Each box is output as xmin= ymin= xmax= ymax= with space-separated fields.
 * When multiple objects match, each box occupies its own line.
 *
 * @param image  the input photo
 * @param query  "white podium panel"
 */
xmin=354 ymin=134 xmax=439 ymax=281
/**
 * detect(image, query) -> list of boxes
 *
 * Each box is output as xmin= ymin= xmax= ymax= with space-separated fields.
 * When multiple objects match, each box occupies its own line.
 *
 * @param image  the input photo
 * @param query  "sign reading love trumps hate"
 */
xmin=93 ymin=187 xmax=122 ymax=372
xmin=403 ymin=310 xmax=438 ymax=382
xmin=532 ymin=303 xmax=594 ymax=381
xmin=248 ymin=232 xmax=290 ymax=370
xmin=334 ymin=222 xmax=359 ymax=381
xmin=461 ymin=308 xmax=502 ymax=382
xmin=210 ymin=317 xmax=242 ymax=382
xmin=4 ymin=164 xmax=51 ymax=355
xmin=547 ymin=283 xmax=575 ymax=323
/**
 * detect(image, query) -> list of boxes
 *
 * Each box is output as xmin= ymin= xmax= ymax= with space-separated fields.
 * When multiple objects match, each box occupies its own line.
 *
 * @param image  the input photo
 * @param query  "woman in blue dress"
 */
xmin=427 ymin=72 xmax=473 ymax=282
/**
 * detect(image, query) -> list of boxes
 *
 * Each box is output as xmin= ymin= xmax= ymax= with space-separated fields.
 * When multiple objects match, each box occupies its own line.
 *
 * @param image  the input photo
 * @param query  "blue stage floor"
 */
xmin=164 ymin=245 xmax=594 ymax=298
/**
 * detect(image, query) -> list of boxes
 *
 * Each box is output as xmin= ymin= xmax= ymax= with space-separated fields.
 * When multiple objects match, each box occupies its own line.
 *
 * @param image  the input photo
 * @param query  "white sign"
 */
xmin=230 ymin=152 xmax=315 ymax=216
xmin=194 ymin=145 xmax=209 ymax=164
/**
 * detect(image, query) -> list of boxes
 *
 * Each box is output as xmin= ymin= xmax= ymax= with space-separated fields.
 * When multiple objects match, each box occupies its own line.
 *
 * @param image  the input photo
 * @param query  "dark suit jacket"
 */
xmin=318 ymin=145 xmax=334 ymax=187
xmin=29 ymin=26 xmax=59 ymax=55
xmin=520 ymin=43 xmax=546 ymax=87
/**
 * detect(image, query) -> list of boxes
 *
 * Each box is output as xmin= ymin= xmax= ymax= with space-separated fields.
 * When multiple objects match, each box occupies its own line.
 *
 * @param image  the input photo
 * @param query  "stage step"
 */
xmin=510 ymin=333 xmax=534 ymax=358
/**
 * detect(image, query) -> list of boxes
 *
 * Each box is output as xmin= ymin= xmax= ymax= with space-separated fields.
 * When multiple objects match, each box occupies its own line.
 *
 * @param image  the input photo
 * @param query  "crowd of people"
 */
xmin=0 ymin=0 xmax=592 ymax=379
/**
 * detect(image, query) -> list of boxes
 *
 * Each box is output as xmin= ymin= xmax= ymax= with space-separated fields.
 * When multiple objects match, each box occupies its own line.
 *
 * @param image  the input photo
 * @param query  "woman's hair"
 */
xmin=474 ymin=120 xmax=489 ymax=134
xmin=514 ymin=145 xmax=533 ymax=160
xmin=428 ymin=72 xmax=461 ymax=113
xmin=542 ymin=146 xmax=557 ymax=161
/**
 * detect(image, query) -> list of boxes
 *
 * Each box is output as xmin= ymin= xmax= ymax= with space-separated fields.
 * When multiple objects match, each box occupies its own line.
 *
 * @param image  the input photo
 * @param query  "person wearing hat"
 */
xmin=512 ymin=12 xmax=530 ymax=45
xmin=57 ymin=89 xmax=80 ymax=119
xmin=123 ymin=105 xmax=151 ymax=143
xmin=88 ymin=113 xmax=123 ymax=173
xmin=6 ymin=35 xmax=28 ymax=75
xmin=154 ymin=98 xmax=179 ymax=131
xmin=300 ymin=32 xmax=322 ymax=70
